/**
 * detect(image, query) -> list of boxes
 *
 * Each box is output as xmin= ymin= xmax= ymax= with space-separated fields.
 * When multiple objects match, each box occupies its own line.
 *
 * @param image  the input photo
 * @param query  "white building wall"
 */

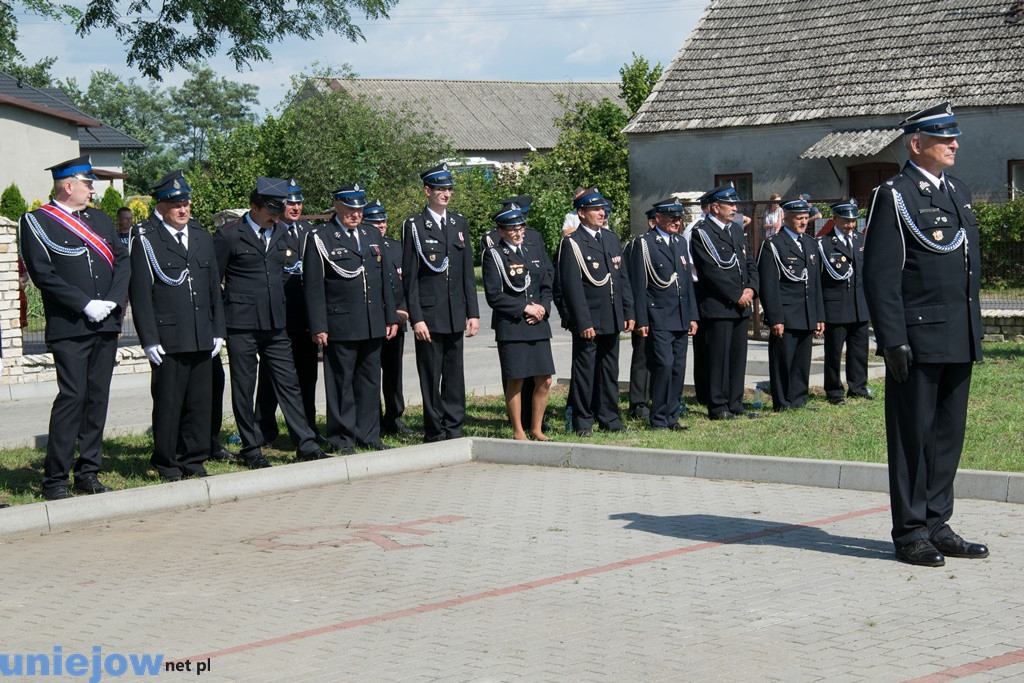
xmin=0 ymin=105 xmax=80 ymax=204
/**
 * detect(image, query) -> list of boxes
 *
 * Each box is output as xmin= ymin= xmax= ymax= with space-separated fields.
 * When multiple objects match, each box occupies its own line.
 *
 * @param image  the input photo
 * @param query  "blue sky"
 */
xmin=15 ymin=0 xmax=706 ymax=114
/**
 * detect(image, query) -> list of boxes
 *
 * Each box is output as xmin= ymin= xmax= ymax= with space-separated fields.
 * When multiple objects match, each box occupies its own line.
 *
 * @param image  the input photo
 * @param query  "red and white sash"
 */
xmin=37 ymin=203 xmax=114 ymax=271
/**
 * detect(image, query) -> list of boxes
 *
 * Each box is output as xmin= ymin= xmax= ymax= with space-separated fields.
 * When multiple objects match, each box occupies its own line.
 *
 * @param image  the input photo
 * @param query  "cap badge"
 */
xmin=173 ymin=179 xmax=180 ymax=189
xmin=354 ymin=183 xmax=361 ymax=191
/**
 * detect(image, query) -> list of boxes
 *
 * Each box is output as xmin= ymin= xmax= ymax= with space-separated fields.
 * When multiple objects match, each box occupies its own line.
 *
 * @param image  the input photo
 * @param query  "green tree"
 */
xmin=189 ymin=123 xmax=274 ymax=227
xmin=0 ymin=183 xmax=28 ymax=220
xmin=98 ymin=185 xmax=123 ymax=221
xmin=619 ymin=52 xmax=663 ymax=118
xmin=8 ymin=0 xmax=397 ymax=80
xmin=1 ymin=1 xmax=62 ymax=86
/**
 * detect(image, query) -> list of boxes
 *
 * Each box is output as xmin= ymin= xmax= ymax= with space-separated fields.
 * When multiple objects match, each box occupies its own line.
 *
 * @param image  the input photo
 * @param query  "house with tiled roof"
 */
xmin=316 ymin=78 xmax=624 ymax=164
xmin=623 ymin=0 xmax=1024 ymax=233
xmin=0 ymin=72 xmax=144 ymax=202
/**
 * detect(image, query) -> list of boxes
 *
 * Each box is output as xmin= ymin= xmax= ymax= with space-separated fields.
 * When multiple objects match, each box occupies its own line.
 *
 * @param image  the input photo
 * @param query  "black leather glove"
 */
xmin=883 ymin=344 xmax=913 ymax=384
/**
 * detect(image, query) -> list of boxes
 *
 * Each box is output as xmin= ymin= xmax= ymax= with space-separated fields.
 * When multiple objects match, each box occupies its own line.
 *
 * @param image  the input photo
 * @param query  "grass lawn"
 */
xmin=1 ymin=342 xmax=1021 ymax=507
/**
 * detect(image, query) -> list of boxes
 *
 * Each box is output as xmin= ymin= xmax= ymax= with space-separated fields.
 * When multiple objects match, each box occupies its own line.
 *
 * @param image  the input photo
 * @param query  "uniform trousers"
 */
xmin=255 ymin=327 xmax=320 ymax=445
xmin=42 ymin=332 xmax=118 ymax=490
xmin=886 ymin=362 xmax=972 ymax=547
xmin=381 ymin=330 xmax=406 ymax=429
xmin=692 ymin=325 xmax=709 ymax=405
xmin=647 ymin=329 xmax=688 ymax=427
xmin=823 ymin=321 xmax=870 ymax=399
xmin=570 ymin=333 xmax=623 ymax=431
xmin=225 ymin=327 xmax=318 ymax=458
xmin=415 ymin=331 xmax=466 ymax=442
xmin=628 ymin=332 xmax=650 ymax=411
xmin=210 ymin=353 xmax=226 ymax=452
xmin=703 ymin=318 xmax=748 ymax=417
xmin=323 ymin=337 xmax=384 ymax=449
xmin=768 ymin=328 xmax=813 ymax=411
xmin=150 ymin=350 xmax=212 ymax=478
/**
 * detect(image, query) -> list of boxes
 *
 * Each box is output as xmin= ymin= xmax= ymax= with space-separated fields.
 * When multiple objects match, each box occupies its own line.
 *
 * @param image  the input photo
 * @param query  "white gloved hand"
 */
xmin=83 ymin=300 xmax=112 ymax=323
xmin=144 ymin=344 xmax=165 ymax=366
xmin=211 ymin=337 xmax=223 ymax=358
xmin=101 ymin=301 xmax=117 ymax=313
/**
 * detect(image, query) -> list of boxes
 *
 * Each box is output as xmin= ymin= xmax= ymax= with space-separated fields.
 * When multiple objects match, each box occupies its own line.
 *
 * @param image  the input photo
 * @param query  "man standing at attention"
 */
xmin=402 ymin=163 xmax=479 ymax=442
xmin=19 ymin=155 xmax=129 ymax=499
xmin=863 ymin=102 xmax=987 ymax=567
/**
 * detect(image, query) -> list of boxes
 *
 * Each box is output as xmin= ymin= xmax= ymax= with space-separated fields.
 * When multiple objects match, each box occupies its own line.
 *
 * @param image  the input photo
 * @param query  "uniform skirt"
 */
xmin=497 ymin=339 xmax=556 ymax=381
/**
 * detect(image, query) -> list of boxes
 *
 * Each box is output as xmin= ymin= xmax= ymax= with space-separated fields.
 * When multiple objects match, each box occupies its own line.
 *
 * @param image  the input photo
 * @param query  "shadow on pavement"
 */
xmin=609 ymin=511 xmax=892 ymax=561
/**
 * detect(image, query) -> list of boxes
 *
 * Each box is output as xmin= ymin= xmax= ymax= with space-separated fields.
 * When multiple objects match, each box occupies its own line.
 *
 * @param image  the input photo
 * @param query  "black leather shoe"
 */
xmin=848 ymin=392 xmax=874 ymax=400
xmin=297 ymin=448 xmax=330 ymax=462
xmin=931 ymin=532 xmax=989 ymax=559
xmin=338 ymin=445 xmax=356 ymax=455
xmin=709 ymin=412 xmax=738 ymax=421
xmin=42 ymin=486 xmax=73 ymax=500
xmin=575 ymin=428 xmax=592 ymax=437
xmin=243 ymin=453 xmax=272 ymax=469
xmin=316 ymin=434 xmax=335 ymax=451
xmin=209 ymin=447 xmax=235 ymax=461
xmin=828 ymin=398 xmax=846 ymax=405
xmin=72 ymin=475 xmax=111 ymax=495
xmin=895 ymin=539 xmax=945 ymax=567
xmin=668 ymin=422 xmax=690 ymax=431
xmin=628 ymin=405 xmax=650 ymax=420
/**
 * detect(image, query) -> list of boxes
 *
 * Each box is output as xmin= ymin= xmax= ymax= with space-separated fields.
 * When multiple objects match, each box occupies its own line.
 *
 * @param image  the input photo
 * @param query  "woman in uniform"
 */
xmin=482 ymin=203 xmax=555 ymax=440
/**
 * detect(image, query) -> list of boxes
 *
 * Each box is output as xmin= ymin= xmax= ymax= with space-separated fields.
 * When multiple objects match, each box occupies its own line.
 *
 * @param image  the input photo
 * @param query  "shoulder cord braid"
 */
xmin=313 ymin=232 xmax=366 ymax=280
xmin=24 ymin=212 xmax=88 ymax=258
xmin=566 ymin=236 xmax=611 ymax=287
xmin=487 ymin=246 xmax=530 ymax=293
xmin=408 ymin=218 xmax=449 ymax=273
xmin=893 ymin=189 xmax=966 ymax=254
xmin=817 ymin=239 xmax=852 ymax=282
xmin=694 ymin=227 xmax=739 ymax=270
xmin=768 ymin=240 xmax=808 ymax=282
xmin=139 ymin=235 xmax=189 ymax=286
xmin=640 ymin=238 xmax=677 ymax=290
xmin=284 ymin=259 xmax=303 ymax=275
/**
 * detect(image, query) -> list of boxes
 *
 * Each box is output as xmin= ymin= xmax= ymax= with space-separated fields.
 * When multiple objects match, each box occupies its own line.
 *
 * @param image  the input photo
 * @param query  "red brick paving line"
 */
xmin=170 ymin=503 xmax=891 ymax=665
xmin=904 ymin=649 xmax=1024 ymax=682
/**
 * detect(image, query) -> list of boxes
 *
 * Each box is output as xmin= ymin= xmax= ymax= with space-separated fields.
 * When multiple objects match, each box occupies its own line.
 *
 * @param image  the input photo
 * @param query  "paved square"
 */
xmin=2 ymin=462 xmax=1022 ymax=681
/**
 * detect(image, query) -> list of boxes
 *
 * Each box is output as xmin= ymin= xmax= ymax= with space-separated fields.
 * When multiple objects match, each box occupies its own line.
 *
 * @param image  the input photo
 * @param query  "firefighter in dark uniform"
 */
xmin=557 ymin=188 xmax=635 ymax=436
xmin=213 ymin=177 xmax=328 ymax=467
xmin=255 ymin=178 xmax=323 ymax=447
xmin=482 ymin=203 xmax=555 ymax=441
xmin=19 ymin=155 xmax=129 ymax=499
xmin=863 ymin=102 xmax=987 ymax=567
xmin=628 ymin=197 xmax=699 ymax=430
xmin=305 ymin=184 xmax=398 ymax=453
xmin=817 ymin=199 xmax=872 ymax=405
xmin=758 ymin=198 xmax=825 ymax=411
xmin=481 ymin=195 xmax=552 ymax=432
xmin=689 ymin=184 xmax=759 ymax=420
xmin=363 ymin=199 xmax=414 ymax=436
xmin=625 ymin=207 xmax=657 ymax=420
xmin=402 ymin=163 xmax=480 ymax=442
xmin=128 ymin=171 xmax=225 ymax=481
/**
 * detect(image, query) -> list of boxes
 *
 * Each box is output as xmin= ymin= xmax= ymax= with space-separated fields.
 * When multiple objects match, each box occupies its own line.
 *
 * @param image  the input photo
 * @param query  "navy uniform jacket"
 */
xmin=817 ymin=227 xmax=869 ymax=325
xmin=19 ymin=204 xmax=129 ymax=341
xmin=482 ymin=239 xmax=553 ymax=342
xmin=627 ymin=229 xmax=699 ymax=332
xmin=757 ymin=231 xmax=825 ymax=330
xmin=129 ymin=218 xmax=225 ymax=352
xmin=401 ymin=208 xmax=479 ymax=334
xmin=281 ymin=219 xmax=313 ymax=335
xmin=376 ymin=230 xmax=406 ymax=315
xmin=557 ymin=227 xmax=634 ymax=335
xmin=689 ymin=217 xmax=758 ymax=320
xmin=863 ymin=163 xmax=982 ymax=363
xmin=303 ymin=216 xmax=397 ymax=341
xmin=213 ymin=215 xmax=290 ymax=331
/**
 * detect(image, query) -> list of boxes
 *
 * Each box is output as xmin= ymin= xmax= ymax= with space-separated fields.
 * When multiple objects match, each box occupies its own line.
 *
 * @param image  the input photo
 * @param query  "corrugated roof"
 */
xmin=624 ymin=0 xmax=1024 ymax=134
xmin=322 ymin=78 xmax=624 ymax=152
xmin=799 ymin=128 xmax=903 ymax=158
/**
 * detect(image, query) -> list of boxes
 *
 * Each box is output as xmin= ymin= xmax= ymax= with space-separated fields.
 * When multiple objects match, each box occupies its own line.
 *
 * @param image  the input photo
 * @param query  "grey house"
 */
xmin=317 ymin=78 xmax=623 ymax=164
xmin=623 ymin=0 xmax=1024 ymax=233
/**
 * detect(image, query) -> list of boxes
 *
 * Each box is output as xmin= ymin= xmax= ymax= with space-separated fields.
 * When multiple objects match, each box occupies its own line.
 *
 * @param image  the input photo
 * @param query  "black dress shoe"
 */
xmin=848 ymin=392 xmax=874 ymax=400
xmin=72 ymin=475 xmax=111 ymax=495
xmin=316 ymin=433 xmax=335 ymax=451
xmin=338 ymin=445 xmax=356 ymax=455
xmin=243 ymin=453 xmax=272 ymax=469
xmin=709 ymin=411 xmax=738 ymax=421
xmin=297 ymin=448 xmax=330 ymax=462
xmin=668 ymin=422 xmax=690 ymax=431
xmin=209 ymin=447 xmax=235 ymax=461
xmin=895 ymin=539 xmax=945 ymax=567
xmin=628 ymin=405 xmax=650 ymax=420
xmin=828 ymin=398 xmax=846 ymax=405
xmin=42 ymin=486 xmax=73 ymax=500
xmin=931 ymin=532 xmax=989 ymax=559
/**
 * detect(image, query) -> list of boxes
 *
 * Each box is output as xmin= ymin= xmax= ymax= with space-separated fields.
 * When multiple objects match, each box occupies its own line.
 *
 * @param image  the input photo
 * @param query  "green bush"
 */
xmin=0 ymin=183 xmax=28 ymax=221
xmin=99 ymin=186 xmax=124 ymax=221
xmin=974 ymin=197 xmax=1024 ymax=289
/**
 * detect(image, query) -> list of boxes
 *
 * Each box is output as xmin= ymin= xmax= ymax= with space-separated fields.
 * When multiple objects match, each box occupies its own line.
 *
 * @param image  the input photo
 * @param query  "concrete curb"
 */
xmin=3 ymin=437 xmax=1021 ymax=541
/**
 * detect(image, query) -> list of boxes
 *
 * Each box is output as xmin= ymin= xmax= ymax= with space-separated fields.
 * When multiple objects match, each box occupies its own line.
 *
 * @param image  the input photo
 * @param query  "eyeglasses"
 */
xmin=501 ymin=225 xmax=526 ymax=233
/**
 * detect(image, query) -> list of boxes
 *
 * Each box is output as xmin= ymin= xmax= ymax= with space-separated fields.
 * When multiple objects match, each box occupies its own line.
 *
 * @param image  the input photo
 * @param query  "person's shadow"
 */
xmin=609 ymin=511 xmax=892 ymax=560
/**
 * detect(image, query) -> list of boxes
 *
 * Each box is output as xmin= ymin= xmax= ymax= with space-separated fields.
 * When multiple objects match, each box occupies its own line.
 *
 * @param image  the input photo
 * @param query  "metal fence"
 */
xmin=20 ymin=308 xmax=139 ymax=355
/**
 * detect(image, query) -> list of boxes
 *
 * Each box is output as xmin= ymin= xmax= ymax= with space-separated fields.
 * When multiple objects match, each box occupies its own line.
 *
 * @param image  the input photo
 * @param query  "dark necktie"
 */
xmin=939 ymin=180 xmax=949 ymax=196
xmin=176 ymin=231 xmax=186 ymax=251
xmin=347 ymin=229 xmax=360 ymax=252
